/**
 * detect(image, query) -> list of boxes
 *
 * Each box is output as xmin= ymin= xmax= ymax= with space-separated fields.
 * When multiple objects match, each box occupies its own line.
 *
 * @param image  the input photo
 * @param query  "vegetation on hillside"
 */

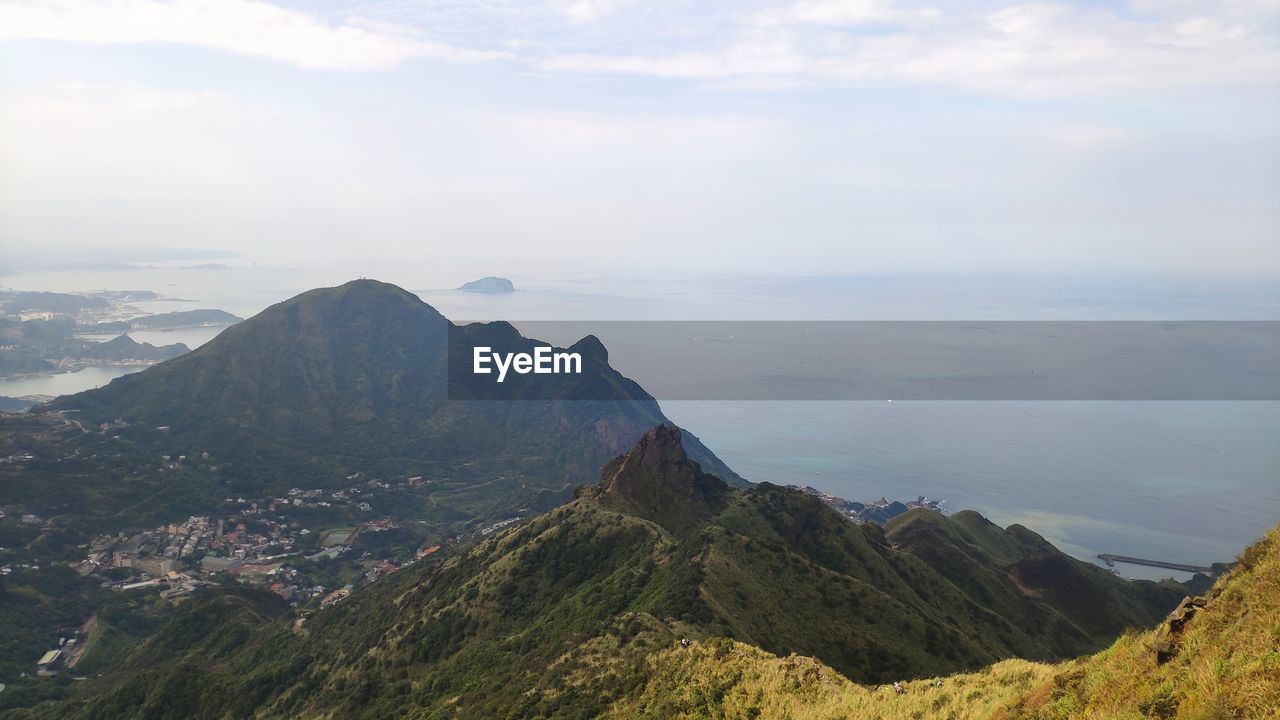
xmin=605 ymin=525 xmax=1280 ymax=720
xmin=5 ymin=427 xmax=1193 ymax=720
xmin=1009 ymin=525 xmax=1280 ymax=720
xmin=0 ymin=566 xmax=155 ymax=712
xmin=604 ymin=639 xmax=1055 ymax=720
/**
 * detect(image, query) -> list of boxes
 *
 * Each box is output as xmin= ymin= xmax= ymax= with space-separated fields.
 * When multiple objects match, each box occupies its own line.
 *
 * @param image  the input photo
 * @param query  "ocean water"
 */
xmin=660 ymin=400 xmax=1279 ymax=581
xmin=4 ymin=266 xmax=1277 ymax=579
xmin=0 ymin=365 xmax=140 ymax=397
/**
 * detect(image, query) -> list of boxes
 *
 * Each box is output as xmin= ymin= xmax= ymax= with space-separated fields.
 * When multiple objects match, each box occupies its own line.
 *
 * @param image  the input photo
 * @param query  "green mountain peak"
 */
xmin=588 ymin=424 xmax=731 ymax=537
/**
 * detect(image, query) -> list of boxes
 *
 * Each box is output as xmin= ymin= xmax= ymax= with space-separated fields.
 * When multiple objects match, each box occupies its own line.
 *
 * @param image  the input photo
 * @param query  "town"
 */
xmin=16 ymin=476 xmax=529 ymax=678
xmin=798 ymin=486 xmax=946 ymax=524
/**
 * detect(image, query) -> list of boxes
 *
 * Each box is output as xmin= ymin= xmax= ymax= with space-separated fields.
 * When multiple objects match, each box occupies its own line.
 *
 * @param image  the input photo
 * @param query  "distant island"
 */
xmin=127 ymin=309 xmax=242 ymax=330
xmin=459 ymin=276 xmax=515 ymax=293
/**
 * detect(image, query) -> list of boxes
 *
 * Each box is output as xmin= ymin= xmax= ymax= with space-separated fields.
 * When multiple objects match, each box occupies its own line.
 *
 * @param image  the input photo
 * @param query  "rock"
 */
xmin=1167 ymin=596 xmax=1198 ymax=633
xmin=1153 ymin=595 xmax=1205 ymax=664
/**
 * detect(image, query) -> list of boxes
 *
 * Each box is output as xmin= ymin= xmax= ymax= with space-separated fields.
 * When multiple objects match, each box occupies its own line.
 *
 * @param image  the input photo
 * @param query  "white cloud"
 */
xmin=537 ymin=1 xmax=1280 ymax=96
xmin=753 ymin=0 xmax=939 ymax=28
xmin=2 ymin=1 xmax=1275 ymax=96
xmin=466 ymin=109 xmax=781 ymax=156
xmin=0 ymin=0 xmax=508 ymax=70
xmin=1043 ymin=124 xmax=1128 ymax=154
xmin=552 ymin=0 xmax=631 ymax=24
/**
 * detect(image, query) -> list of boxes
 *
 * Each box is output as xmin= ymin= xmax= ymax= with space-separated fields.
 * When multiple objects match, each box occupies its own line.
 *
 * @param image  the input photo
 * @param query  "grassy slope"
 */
xmin=0 ymin=426 xmax=1210 ymax=719
xmin=605 ymin=526 xmax=1280 ymax=720
xmin=603 ymin=639 xmax=1055 ymax=720
xmin=885 ymin=508 xmax=1188 ymax=658
xmin=1007 ymin=525 xmax=1280 ymax=720
xmin=23 ymin=499 xmax=1192 ymax=720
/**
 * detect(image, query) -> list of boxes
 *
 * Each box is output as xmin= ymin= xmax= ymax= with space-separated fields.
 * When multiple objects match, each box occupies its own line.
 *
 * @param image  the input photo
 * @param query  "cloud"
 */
xmin=752 ymin=0 xmax=939 ymax=28
xmin=1043 ymin=124 xmax=1128 ymax=154
xmin=0 ymin=0 xmax=508 ymax=71
xmin=537 ymin=1 xmax=1280 ymax=96
xmin=552 ymin=0 xmax=631 ymax=24
xmin=2 ymin=1 xmax=1275 ymax=97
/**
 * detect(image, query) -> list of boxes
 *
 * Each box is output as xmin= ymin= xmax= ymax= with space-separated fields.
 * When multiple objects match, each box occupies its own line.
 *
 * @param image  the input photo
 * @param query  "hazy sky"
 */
xmin=1 ymin=0 xmax=1278 ymax=278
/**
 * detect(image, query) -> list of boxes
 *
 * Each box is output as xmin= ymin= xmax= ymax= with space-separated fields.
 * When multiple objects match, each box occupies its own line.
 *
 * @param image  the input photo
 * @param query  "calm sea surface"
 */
xmin=5 ymin=267 xmax=1277 ymax=579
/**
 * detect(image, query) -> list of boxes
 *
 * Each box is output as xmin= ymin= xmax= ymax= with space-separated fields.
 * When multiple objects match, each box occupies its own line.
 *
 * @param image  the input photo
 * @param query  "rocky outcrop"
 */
xmin=1153 ymin=594 xmax=1209 ymax=664
xmin=589 ymin=424 xmax=731 ymax=537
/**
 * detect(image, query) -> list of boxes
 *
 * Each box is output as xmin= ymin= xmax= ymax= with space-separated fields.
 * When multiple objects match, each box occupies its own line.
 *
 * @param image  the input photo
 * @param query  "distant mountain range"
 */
xmin=19 ymin=427 xmax=1190 ymax=719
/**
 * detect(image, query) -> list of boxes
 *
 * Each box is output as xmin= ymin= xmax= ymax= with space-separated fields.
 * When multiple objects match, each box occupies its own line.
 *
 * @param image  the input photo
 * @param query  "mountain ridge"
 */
xmin=15 ymin=427 xmax=1190 ymax=719
xmin=605 ymin=524 xmax=1280 ymax=719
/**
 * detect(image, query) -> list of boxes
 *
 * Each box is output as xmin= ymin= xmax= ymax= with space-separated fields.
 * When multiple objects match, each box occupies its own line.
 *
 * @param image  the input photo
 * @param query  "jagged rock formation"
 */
xmin=585 ymin=424 xmax=730 ymax=536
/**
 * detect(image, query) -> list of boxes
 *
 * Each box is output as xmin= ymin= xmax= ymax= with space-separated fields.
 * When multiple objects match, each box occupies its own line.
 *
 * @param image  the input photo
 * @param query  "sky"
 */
xmin=0 ymin=0 xmax=1278 ymax=278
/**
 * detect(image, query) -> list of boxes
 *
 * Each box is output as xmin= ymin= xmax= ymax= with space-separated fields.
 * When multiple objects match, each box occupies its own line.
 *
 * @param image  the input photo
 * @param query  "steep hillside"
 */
xmin=14 ymin=427 xmax=1188 ymax=720
xmin=885 ymin=508 xmax=1186 ymax=658
xmin=1009 ymin=525 xmax=1279 ymax=720
xmin=603 ymin=640 xmax=1056 ymax=720
xmin=607 ymin=525 xmax=1279 ymax=720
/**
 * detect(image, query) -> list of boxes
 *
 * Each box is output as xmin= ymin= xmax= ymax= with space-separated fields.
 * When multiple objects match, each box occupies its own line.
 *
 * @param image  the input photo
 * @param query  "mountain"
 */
xmin=1011 ymin=524 xmax=1278 ymax=719
xmin=0 ymin=317 xmax=187 ymax=377
xmin=0 ymin=317 xmax=80 ymax=375
xmin=459 ymin=276 xmax=515 ymax=293
xmin=607 ymin=525 xmax=1279 ymax=720
xmin=883 ymin=507 xmax=1188 ymax=657
xmin=127 ymin=309 xmax=242 ymax=330
xmin=76 ymin=335 xmax=189 ymax=362
xmin=589 ymin=425 xmax=732 ymax=536
xmin=19 ymin=427 xmax=1187 ymax=720
xmin=0 ymin=396 xmax=37 ymax=413
xmin=20 ymin=280 xmax=739 ymax=525
xmin=0 ymin=292 xmax=108 ymax=315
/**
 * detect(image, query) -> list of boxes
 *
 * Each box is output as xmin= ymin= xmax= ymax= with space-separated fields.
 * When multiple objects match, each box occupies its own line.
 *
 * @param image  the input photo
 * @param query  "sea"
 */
xmin=3 ymin=264 xmax=1277 ymax=581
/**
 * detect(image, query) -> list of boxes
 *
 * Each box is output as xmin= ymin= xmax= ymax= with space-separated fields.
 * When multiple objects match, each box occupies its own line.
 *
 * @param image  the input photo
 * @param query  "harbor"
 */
xmin=1097 ymin=553 xmax=1215 ymax=575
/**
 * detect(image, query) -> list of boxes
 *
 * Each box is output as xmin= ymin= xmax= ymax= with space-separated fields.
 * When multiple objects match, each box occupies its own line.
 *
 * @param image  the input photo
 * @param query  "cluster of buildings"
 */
xmin=225 ymin=477 xmax=419 ymax=517
xmin=70 ymin=506 xmax=435 ymax=610
xmin=0 ymin=451 xmax=34 ymax=465
xmin=479 ymin=517 xmax=522 ymax=536
xmin=33 ymin=615 xmax=97 ymax=677
xmin=800 ymin=486 xmax=947 ymax=524
xmin=74 ymin=514 xmax=311 ymax=599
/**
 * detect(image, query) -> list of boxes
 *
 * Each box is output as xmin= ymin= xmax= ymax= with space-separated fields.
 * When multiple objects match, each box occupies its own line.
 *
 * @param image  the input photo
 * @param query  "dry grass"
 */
xmin=1008 ymin=526 xmax=1280 ymax=720
xmin=605 ymin=526 xmax=1280 ymax=720
xmin=602 ymin=639 xmax=1054 ymax=720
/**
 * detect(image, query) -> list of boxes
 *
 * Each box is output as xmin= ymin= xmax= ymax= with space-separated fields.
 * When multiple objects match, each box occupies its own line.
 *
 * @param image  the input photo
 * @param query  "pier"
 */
xmin=1097 ymin=554 xmax=1214 ymax=575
